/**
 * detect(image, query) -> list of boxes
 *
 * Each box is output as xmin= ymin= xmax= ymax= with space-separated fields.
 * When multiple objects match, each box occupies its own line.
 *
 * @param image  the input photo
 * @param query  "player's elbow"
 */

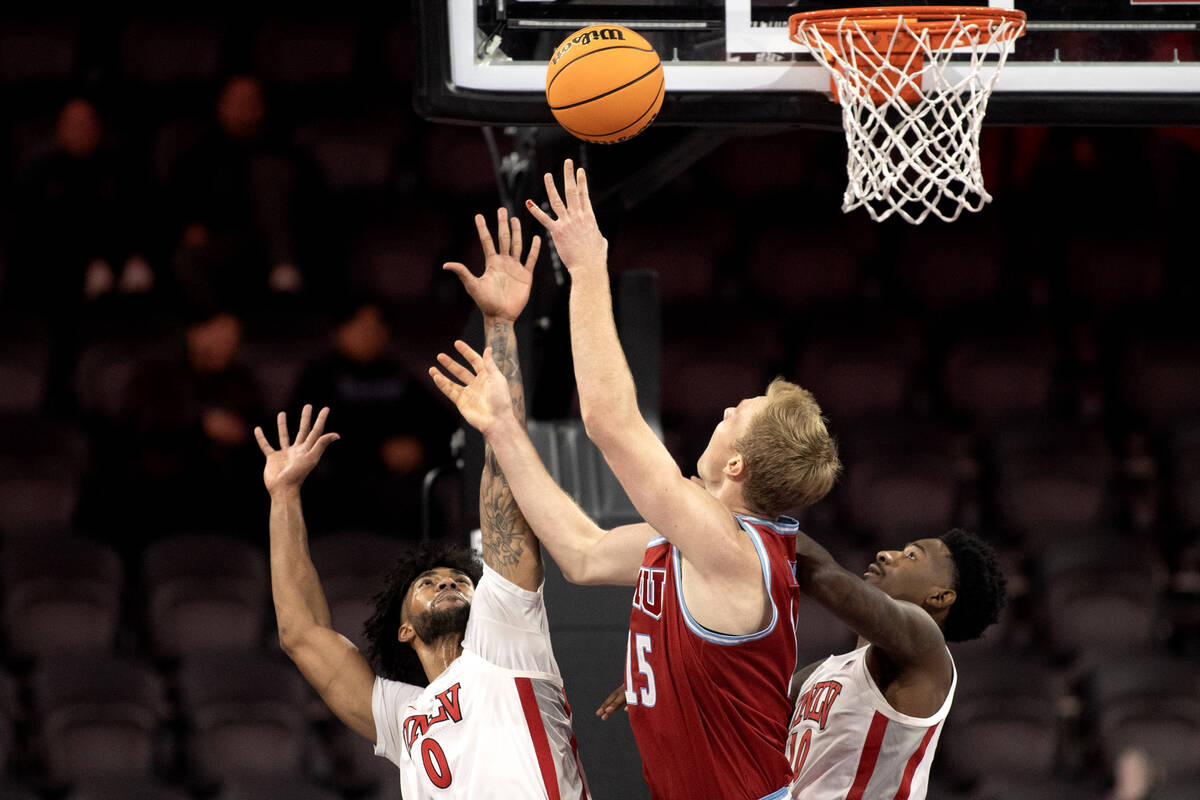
xmin=276 ymin=620 xmax=318 ymax=662
xmin=580 ymin=401 xmax=636 ymax=447
xmin=563 ymin=565 xmax=608 ymax=586
xmin=276 ymin=624 xmax=302 ymax=658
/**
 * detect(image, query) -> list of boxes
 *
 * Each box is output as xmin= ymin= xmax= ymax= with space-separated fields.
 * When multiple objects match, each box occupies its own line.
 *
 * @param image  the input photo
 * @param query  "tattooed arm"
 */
xmin=479 ymin=316 xmax=542 ymax=589
xmin=443 ymin=209 xmax=544 ymax=590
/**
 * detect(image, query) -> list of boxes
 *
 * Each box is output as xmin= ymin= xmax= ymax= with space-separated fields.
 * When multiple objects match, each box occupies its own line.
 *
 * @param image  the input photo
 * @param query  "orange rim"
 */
xmin=789 ymin=5 xmax=1026 ymax=45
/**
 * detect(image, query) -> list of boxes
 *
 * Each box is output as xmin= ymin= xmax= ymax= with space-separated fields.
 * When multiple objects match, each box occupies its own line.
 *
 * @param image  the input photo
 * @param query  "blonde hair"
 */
xmin=736 ymin=378 xmax=841 ymax=518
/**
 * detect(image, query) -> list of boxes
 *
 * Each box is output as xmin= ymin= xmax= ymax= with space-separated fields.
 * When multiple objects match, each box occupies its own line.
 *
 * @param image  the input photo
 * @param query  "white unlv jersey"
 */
xmin=372 ymin=565 xmax=590 ymax=799
xmin=785 ymin=644 xmax=955 ymax=800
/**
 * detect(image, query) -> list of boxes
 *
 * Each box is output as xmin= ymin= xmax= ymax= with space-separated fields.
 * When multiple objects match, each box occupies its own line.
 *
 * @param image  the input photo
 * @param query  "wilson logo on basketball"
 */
xmin=551 ymin=27 xmax=627 ymax=65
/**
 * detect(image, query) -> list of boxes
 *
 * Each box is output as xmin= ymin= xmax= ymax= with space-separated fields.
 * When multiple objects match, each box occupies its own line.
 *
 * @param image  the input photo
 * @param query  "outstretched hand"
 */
xmin=444 ymin=207 xmax=540 ymax=322
xmin=525 ymin=158 xmax=607 ymax=274
xmin=254 ymin=405 xmax=339 ymax=495
xmin=429 ymin=341 xmax=514 ymax=437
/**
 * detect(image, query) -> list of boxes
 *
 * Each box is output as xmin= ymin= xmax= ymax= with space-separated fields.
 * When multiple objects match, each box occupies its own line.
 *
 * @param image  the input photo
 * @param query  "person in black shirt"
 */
xmin=292 ymin=298 xmax=456 ymax=532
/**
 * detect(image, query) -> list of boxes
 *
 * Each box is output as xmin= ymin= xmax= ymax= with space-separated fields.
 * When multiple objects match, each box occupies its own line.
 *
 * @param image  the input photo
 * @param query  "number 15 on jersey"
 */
xmin=625 ymin=631 xmax=657 ymax=707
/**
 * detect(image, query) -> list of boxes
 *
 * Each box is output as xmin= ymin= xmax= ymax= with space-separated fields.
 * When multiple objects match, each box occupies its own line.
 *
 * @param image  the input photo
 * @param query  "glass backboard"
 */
xmin=415 ymin=0 xmax=1200 ymax=126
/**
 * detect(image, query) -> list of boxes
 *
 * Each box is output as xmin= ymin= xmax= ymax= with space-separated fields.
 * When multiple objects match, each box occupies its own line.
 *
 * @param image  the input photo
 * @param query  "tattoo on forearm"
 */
xmin=487 ymin=320 xmax=526 ymax=424
xmin=481 ymin=446 xmax=534 ymax=572
xmin=481 ymin=320 xmax=538 ymax=577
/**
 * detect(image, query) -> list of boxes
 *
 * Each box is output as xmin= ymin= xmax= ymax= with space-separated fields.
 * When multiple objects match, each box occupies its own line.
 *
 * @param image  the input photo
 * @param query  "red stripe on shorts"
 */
xmin=845 ymin=711 xmax=889 ymax=800
xmin=516 ymin=677 xmax=561 ymax=800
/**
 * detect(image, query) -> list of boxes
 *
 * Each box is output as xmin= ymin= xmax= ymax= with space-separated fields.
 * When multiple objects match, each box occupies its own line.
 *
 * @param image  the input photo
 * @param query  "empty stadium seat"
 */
xmin=294 ymin=118 xmax=404 ymax=193
xmin=969 ymin=775 xmax=1097 ymax=800
xmin=796 ymin=330 xmax=921 ymax=422
xmin=1122 ymin=339 xmax=1200 ymax=432
xmin=29 ymin=653 xmax=167 ymax=784
xmin=216 ymin=776 xmax=344 ymax=800
xmin=1083 ymin=652 xmax=1200 ymax=774
xmin=1033 ymin=532 xmax=1167 ymax=658
xmin=939 ymin=653 xmax=1065 ymax=784
xmin=0 ymin=416 xmax=88 ymax=538
xmin=65 ymin=776 xmax=191 ymax=800
xmin=118 ymin=20 xmax=224 ymax=86
xmin=253 ymin=20 xmax=360 ymax=86
xmin=0 ymin=315 xmax=49 ymax=413
xmin=990 ymin=421 xmax=1115 ymax=538
xmin=942 ymin=334 xmax=1059 ymax=426
xmin=177 ymin=649 xmax=314 ymax=785
xmin=0 ymin=23 xmax=78 ymax=83
xmin=1 ymin=536 xmax=123 ymax=659
xmin=143 ymin=533 xmax=269 ymax=658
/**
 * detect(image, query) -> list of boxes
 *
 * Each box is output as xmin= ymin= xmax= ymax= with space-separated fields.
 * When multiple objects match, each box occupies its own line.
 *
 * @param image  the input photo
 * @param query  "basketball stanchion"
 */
xmin=789 ymin=6 xmax=1027 ymax=224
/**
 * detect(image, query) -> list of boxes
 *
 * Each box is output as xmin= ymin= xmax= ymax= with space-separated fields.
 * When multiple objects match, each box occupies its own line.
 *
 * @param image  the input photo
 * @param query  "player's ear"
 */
xmin=927 ymin=587 xmax=956 ymax=611
xmin=724 ymin=453 xmax=746 ymax=479
xmin=397 ymin=617 xmax=416 ymax=645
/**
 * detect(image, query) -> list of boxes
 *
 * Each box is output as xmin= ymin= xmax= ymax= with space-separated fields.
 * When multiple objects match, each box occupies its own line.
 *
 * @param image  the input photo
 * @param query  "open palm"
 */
xmin=444 ymin=208 xmax=540 ymax=321
xmin=255 ymin=405 xmax=339 ymax=494
xmin=429 ymin=341 xmax=513 ymax=437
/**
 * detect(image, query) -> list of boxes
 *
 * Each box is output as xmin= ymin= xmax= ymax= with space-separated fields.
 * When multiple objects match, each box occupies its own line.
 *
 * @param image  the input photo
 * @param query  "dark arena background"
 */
xmin=0 ymin=4 xmax=1199 ymax=799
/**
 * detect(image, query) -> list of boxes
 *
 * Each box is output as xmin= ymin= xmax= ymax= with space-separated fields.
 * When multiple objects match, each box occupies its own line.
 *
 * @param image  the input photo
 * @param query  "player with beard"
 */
xmin=256 ymin=208 xmax=589 ymax=799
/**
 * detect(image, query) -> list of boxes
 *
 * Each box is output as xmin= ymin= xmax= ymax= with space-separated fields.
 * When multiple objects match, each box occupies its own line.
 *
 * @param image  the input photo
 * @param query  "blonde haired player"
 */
xmin=257 ymin=209 xmax=589 ymax=799
xmin=432 ymin=160 xmax=841 ymax=800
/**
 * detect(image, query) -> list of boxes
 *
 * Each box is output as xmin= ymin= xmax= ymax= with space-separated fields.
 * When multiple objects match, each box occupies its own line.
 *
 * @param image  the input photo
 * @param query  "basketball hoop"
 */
xmin=789 ymin=6 xmax=1026 ymax=224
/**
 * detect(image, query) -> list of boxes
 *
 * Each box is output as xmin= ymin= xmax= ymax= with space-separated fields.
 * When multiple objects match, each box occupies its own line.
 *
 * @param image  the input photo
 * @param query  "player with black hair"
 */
xmin=937 ymin=528 xmax=1007 ymax=643
xmin=781 ymin=527 xmax=1006 ymax=800
xmin=361 ymin=541 xmax=483 ymax=685
xmin=256 ymin=208 xmax=590 ymax=799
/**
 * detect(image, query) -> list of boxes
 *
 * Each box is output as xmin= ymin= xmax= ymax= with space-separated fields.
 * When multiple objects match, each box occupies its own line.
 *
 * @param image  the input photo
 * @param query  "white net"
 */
xmin=790 ymin=10 xmax=1025 ymax=224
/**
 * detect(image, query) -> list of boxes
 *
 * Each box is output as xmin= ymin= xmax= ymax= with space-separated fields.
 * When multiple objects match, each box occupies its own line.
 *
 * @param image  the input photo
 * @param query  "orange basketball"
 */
xmin=546 ymin=24 xmax=664 ymax=144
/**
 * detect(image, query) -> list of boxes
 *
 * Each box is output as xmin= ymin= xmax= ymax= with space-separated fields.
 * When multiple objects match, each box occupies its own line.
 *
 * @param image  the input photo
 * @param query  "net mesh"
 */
xmin=790 ymin=10 xmax=1025 ymax=224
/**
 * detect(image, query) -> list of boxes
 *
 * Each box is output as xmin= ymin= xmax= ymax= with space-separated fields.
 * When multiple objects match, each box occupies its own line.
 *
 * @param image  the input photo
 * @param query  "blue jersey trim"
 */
xmin=757 ymin=787 xmax=789 ymax=800
xmin=646 ymin=536 xmax=668 ymax=549
xmin=671 ymin=517 xmax=779 ymax=645
xmin=737 ymin=514 xmax=799 ymax=533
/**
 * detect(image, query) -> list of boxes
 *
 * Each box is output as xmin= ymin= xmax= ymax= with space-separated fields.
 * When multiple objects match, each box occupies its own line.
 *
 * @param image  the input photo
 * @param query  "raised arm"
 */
xmin=430 ymin=341 xmax=652 ymax=586
xmin=793 ymin=533 xmax=949 ymax=674
xmin=255 ymin=405 xmax=377 ymax=742
xmin=525 ymin=161 xmax=751 ymax=580
xmin=443 ymin=208 xmax=543 ymax=590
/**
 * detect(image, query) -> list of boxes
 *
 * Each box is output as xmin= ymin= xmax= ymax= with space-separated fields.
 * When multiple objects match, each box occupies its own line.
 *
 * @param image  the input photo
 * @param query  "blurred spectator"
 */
xmin=8 ymin=97 xmax=157 ymax=410
xmin=1107 ymin=747 xmax=1163 ymax=800
xmin=165 ymin=75 xmax=329 ymax=309
xmin=291 ymin=297 xmax=455 ymax=533
xmin=88 ymin=307 xmax=264 ymax=549
xmin=11 ymin=97 xmax=156 ymax=306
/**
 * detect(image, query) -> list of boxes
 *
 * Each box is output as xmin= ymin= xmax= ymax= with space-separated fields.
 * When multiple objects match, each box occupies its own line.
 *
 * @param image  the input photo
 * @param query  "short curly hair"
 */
xmin=939 ymin=528 xmax=1006 ymax=643
xmin=362 ymin=541 xmax=483 ymax=685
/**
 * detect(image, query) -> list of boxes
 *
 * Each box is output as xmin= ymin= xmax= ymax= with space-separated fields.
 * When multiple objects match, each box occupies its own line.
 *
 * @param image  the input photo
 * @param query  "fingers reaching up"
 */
xmin=256 ymin=405 xmax=340 ymax=494
xmin=255 ymin=405 xmax=338 ymax=457
xmin=443 ymin=207 xmax=540 ymax=321
xmin=525 ymin=158 xmax=607 ymax=272
xmin=429 ymin=341 xmax=513 ymax=436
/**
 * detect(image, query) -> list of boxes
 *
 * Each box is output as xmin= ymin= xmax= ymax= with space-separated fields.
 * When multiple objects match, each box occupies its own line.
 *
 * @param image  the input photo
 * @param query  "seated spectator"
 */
xmin=9 ymin=96 xmax=157 ymax=410
xmin=165 ymin=74 xmax=329 ymax=309
xmin=291 ymin=297 xmax=455 ymax=532
xmin=91 ymin=307 xmax=264 ymax=548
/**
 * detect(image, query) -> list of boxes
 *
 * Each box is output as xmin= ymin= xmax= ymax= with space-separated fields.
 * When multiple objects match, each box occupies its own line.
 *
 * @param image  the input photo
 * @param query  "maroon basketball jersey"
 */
xmin=624 ymin=514 xmax=800 ymax=800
